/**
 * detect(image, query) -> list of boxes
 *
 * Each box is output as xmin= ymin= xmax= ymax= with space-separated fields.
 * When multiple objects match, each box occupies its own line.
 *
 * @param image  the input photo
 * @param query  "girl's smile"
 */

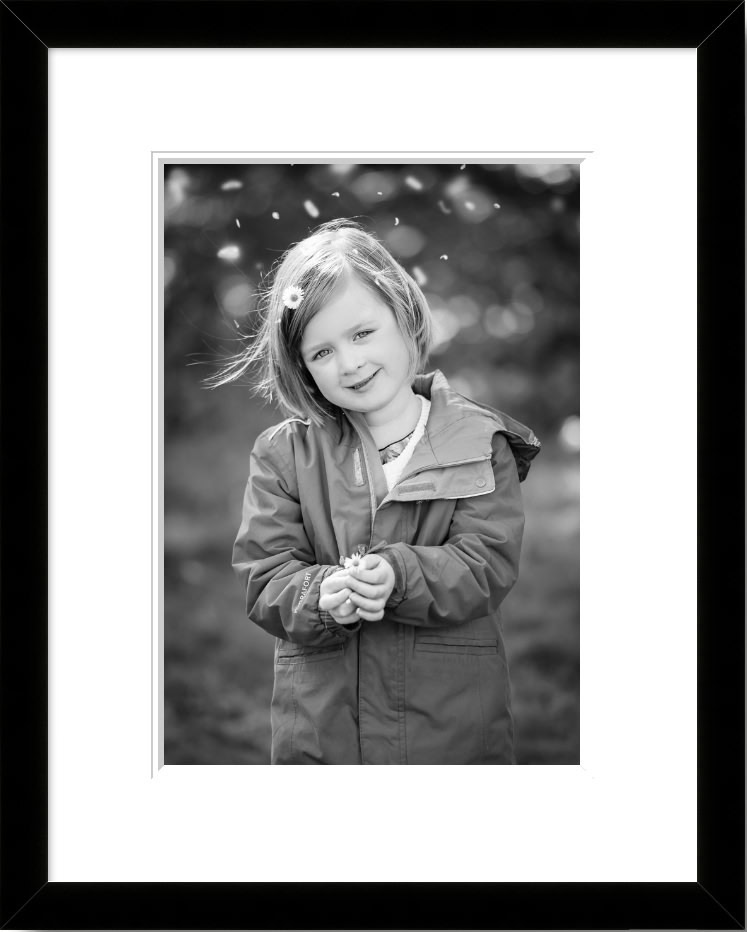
xmin=300 ymin=271 xmax=418 ymax=433
xmin=346 ymin=368 xmax=381 ymax=391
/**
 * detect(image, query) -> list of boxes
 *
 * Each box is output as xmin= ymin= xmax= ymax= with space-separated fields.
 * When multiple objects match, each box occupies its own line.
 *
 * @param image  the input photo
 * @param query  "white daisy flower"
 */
xmin=282 ymin=285 xmax=304 ymax=309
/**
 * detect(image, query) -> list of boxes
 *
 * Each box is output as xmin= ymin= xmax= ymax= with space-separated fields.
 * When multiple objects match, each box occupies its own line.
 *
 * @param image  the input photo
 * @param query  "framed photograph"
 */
xmin=1 ymin=1 xmax=743 ymax=929
xmin=160 ymin=155 xmax=581 ymax=772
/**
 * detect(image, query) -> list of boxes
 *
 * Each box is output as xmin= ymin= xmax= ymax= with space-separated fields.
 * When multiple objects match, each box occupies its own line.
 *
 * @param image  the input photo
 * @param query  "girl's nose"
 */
xmin=338 ymin=349 xmax=364 ymax=375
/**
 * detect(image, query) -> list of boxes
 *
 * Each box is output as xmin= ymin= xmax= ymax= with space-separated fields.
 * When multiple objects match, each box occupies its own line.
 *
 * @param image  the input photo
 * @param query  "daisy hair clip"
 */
xmin=282 ymin=284 xmax=304 ymax=310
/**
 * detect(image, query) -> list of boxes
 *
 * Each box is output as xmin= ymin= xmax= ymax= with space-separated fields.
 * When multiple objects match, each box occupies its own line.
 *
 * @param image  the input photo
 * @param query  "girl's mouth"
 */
xmin=348 ymin=369 xmax=380 ymax=391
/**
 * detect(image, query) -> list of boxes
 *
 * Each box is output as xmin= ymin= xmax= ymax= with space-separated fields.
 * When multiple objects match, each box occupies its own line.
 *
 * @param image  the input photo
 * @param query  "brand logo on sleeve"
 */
xmin=293 ymin=572 xmax=312 ymax=613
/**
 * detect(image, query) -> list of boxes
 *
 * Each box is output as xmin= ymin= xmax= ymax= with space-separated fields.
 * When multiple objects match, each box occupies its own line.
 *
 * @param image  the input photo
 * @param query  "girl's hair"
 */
xmin=208 ymin=218 xmax=433 ymax=428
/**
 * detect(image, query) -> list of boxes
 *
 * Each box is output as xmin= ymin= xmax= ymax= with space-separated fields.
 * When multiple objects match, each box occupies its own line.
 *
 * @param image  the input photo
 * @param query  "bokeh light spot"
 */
xmin=217 ymin=245 xmax=241 ymax=262
xmin=430 ymin=306 xmax=463 ymax=353
xmin=411 ymin=266 xmax=428 ymax=287
xmin=453 ymin=188 xmax=493 ymax=222
xmin=350 ymin=171 xmax=396 ymax=203
xmin=164 ymin=252 xmax=177 ymax=289
xmin=517 ymin=163 xmax=574 ymax=186
xmin=165 ymin=169 xmax=190 ymax=214
xmin=559 ymin=415 xmax=580 ymax=452
xmin=448 ymin=294 xmax=481 ymax=326
xmin=218 ymin=275 xmax=256 ymax=319
xmin=384 ymin=224 xmax=425 ymax=258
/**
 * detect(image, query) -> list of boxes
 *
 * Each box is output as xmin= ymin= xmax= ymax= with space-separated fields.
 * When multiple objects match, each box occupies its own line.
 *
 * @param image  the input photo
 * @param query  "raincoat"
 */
xmin=233 ymin=369 xmax=540 ymax=764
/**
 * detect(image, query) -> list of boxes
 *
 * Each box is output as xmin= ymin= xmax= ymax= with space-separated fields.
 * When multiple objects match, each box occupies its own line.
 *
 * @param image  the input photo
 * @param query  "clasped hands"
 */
xmin=319 ymin=553 xmax=396 ymax=624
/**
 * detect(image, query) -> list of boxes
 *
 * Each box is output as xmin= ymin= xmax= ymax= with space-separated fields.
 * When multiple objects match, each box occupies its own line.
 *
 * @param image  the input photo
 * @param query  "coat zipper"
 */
xmin=352 ymin=428 xmax=378 ymax=552
xmin=349 ymin=424 xmax=377 ymax=766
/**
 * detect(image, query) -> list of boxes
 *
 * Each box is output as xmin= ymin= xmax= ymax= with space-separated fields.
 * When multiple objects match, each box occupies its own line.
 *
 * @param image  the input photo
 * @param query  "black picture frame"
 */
xmin=1 ymin=2 xmax=743 ymax=928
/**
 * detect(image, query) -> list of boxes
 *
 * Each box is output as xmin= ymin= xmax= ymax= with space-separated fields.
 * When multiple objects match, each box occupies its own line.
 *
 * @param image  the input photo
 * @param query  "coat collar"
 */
xmin=342 ymin=369 xmax=540 ymax=498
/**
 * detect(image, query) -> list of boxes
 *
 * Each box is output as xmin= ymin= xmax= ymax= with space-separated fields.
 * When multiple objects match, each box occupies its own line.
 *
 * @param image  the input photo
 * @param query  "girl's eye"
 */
xmin=311 ymin=331 xmax=373 ymax=361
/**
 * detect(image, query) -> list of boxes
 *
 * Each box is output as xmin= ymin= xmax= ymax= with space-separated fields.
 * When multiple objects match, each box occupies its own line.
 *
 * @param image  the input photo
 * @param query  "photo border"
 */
xmin=1 ymin=1 xmax=743 ymax=928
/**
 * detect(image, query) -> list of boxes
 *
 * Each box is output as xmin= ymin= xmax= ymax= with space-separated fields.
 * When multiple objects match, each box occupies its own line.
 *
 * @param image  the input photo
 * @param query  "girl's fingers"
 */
xmin=347 ymin=591 xmax=384 ymax=613
xmin=334 ymin=600 xmax=359 ymax=622
xmin=322 ymin=588 xmax=351 ymax=609
xmin=353 ymin=606 xmax=384 ymax=621
xmin=345 ymin=576 xmax=385 ymax=599
xmin=325 ymin=572 xmax=351 ymax=592
xmin=349 ymin=565 xmax=386 ymax=585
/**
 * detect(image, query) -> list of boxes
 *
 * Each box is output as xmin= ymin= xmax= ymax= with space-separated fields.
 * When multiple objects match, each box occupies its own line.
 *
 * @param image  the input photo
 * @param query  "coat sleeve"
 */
xmin=380 ymin=432 xmax=525 ymax=627
xmin=232 ymin=429 xmax=360 ymax=645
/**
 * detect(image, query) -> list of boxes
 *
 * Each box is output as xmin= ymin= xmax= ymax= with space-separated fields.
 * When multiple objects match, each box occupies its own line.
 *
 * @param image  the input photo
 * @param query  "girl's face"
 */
xmin=300 ymin=271 xmax=414 ymax=426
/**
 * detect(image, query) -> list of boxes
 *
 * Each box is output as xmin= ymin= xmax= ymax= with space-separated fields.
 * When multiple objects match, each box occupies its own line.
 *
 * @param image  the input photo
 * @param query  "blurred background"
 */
xmin=164 ymin=162 xmax=579 ymax=764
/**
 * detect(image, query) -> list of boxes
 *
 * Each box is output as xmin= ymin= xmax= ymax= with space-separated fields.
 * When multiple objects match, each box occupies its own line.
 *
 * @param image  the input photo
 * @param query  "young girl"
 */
xmin=225 ymin=218 xmax=540 ymax=764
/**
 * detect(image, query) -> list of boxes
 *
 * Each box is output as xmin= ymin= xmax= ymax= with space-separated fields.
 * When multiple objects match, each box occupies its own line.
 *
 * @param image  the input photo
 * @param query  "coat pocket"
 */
xmin=276 ymin=643 xmax=344 ymax=665
xmin=415 ymin=634 xmax=499 ymax=656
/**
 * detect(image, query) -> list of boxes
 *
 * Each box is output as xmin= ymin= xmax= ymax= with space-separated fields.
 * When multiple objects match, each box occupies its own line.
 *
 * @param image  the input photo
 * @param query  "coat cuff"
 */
xmin=381 ymin=546 xmax=407 ymax=609
xmin=318 ymin=565 xmax=362 ymax=636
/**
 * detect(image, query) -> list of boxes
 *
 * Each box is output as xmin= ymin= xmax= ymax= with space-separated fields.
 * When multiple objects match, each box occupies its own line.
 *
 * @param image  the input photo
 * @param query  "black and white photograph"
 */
xmin=2 ymin=0 xmax=743 ymax=921
xmin=163 ymin=161 xmax=580 ymax=765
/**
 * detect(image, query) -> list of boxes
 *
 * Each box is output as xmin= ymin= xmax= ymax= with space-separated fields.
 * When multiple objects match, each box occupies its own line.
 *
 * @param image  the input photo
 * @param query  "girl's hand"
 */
xmin=345 ymin=554 xmax=396 ymax=621
xmin=319 ymin=570 xmax=359 ymax=625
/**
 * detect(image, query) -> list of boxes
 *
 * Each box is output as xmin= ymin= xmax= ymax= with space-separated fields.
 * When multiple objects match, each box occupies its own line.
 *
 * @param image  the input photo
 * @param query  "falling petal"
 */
xmin=271 ymin=211 xmax=280 ymax=220
xmin=304 ymin=200 xmax=320 ymax=218
xmin=412 ymin=266 xmax=428 ymax=286
xmin=394 ymin=217 xmax=400 ymax=226
xmin=440 ymin=254 xmax=448 ymax=261
xmin=217 ymin=245 xmax=241 ymax=261
xmin=465 ymin=200 xmax=475 ymax=211
xmin=331 ymin=191 xmax=340 ymax=197
xmin=460 ymin=164 xmax=466 ymax=170
xmin=405 ymin=175 xmax=423 ymax=191
xmin=235 ymin=218 xmax=241 ymax=228
xmin=493 ymin=203 xmax=501 ymax=209
xmin=221 ymin=179 xmax=243 ymax=191
xmin=437 ymin=200 xmax=452 ymax=214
